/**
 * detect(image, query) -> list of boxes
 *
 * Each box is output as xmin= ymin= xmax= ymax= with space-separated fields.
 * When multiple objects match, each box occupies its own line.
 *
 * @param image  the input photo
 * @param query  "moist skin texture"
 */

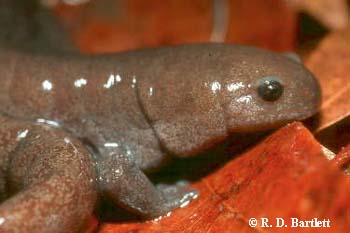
xmin=0 ymin=43 xmax=321 ymax=232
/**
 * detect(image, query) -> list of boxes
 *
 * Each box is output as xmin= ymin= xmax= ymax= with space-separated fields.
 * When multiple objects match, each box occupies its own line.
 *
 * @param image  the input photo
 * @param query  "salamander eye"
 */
xmin=257 ymin=77 xmax=284 ymax=101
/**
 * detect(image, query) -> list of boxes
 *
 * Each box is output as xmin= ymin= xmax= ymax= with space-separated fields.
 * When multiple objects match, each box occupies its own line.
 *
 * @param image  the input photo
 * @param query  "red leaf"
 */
xmin=306 ymin=30 xmax=350 ymax=131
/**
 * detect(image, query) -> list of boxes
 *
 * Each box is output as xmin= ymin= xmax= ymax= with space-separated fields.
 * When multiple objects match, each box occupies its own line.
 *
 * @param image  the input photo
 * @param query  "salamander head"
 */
xmin=218 ymin=45 xmax=321 ymax=132
xmin=137 ymin=43 xmax=321 ymax=156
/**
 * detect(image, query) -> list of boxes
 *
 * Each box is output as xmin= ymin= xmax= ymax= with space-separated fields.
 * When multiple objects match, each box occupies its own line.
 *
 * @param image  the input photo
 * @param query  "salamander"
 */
xmin=0 ymin=43 xmax=321 ymax=232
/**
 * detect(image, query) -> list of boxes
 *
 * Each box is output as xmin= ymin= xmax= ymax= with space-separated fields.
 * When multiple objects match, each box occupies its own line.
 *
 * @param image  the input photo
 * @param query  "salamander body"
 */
xmin=0 ymin=44 xmax=321 ymax=232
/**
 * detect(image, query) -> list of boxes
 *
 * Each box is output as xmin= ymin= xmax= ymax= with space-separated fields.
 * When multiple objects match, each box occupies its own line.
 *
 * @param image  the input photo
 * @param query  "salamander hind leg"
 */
xmin=0 ymin=116 xmax=98 ymax=233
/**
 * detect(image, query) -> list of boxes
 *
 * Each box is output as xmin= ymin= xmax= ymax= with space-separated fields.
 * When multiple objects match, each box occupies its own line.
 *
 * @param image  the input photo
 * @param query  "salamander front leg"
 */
xmin=98 ymin=153 xmax=198 ymax=218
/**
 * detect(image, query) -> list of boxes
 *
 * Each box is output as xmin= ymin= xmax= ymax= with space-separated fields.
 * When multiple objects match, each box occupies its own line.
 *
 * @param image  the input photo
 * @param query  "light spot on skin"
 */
xmin=126 ymin=149 xmax=132 ymax=156
xmin=42 ymin=80 xmax=53 ymax=91
xmin=64 ymin=137 xmax=71 ymax=144
xmin=236 ymin=95 xmax=253 ymax=104
xmin=152 ymin=215 xmax=163 ymax=222
xmin=152 ymin=211 xmax=172 ymax=222
xmin=104 ymin=142 xmax=119 ymax=148
xmin=16 ymin=129 xmax=29 ymax=141
xmin=227 ymin=82 xmax=245 ymax=92
xmin=103 ymin=74 xmax=122 ymax=89
xmin=0 ymin=217 xmax=5 ymax=225
xmin=149 ymin=87 xmax=154 ymax=96
xmin=211 ymin=81 xmax=221 ymax=93
xmin=116 ymin=75 xmax=122 ymax=82
xmin=180 ymin=191 xmax=199 ymax=208
xmin=36 ymin=119 xmax=60 ymax=127
xmin=131 ymin=76 xmax=137 ymax=88
xmin=180 ymin=200 xmax=191 ymax=208
xmin=74 ymin=78 xmax=87 ymax=88
xmin=114 ymin=168 xmax=123 ymax=178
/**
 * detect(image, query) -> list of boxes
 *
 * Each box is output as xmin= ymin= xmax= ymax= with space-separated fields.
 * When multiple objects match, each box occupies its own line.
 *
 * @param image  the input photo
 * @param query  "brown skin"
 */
xmin=0 ymin=44 xmax=321 ymax=232
xmin=0 ymin=115 xmax=98 ymax=233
